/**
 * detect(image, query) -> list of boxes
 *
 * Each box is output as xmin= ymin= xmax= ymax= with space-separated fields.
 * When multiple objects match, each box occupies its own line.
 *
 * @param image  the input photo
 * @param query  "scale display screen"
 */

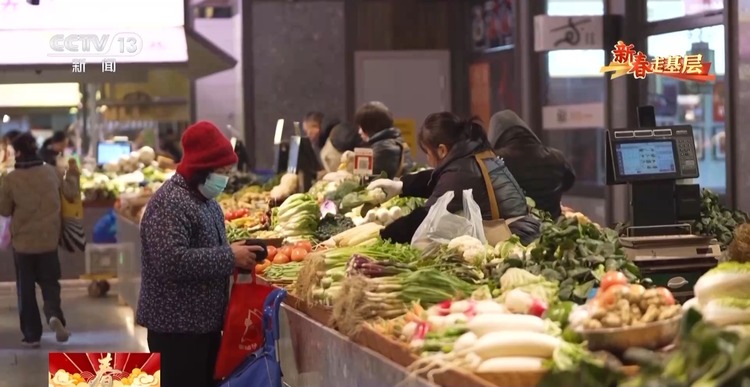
xmin=615 ymin=141 xmax=676 ymax=176
xmin=97 ymin=142 xmax=132 ymax=165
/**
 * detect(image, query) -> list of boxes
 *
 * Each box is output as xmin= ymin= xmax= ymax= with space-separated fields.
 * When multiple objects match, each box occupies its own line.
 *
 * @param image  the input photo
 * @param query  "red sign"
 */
xmin=600 ymin=41 xmax=716 ymax=82
xmin=49 ymin=352 xmax=161 ymax=386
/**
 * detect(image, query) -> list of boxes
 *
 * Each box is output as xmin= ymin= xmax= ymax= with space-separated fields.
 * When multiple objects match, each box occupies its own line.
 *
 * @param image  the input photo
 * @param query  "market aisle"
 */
xmin=0 ymin=281 xmax=146 ymax=387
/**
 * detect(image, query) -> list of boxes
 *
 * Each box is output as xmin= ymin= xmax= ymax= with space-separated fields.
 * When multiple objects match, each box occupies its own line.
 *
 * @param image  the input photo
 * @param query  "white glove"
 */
xmin=367 ymin=179 xmax=403 ymax=199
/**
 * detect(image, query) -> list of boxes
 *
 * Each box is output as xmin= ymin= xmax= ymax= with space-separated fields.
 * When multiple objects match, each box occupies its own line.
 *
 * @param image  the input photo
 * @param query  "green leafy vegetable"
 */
xmin=693 ymin=188 xmax=749 ymax=250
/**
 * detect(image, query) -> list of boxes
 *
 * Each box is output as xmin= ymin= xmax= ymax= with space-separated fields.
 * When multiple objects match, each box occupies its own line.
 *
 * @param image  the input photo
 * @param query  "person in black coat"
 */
xmin=488 ymin=110 xmax=575 ymax=219
xmin=368 ymin=112 xmax=541 ymax=245
xmin=354 ymin=102 xmax=414 ymax=178
xmin=39 ymin=131 xmax=68 ymax=166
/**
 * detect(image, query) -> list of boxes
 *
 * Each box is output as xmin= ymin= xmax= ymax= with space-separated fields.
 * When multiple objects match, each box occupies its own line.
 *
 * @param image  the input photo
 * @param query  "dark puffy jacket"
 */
xmin=368 ymin=128 xmax=414 ymax=178
xmin=381 ymin=139 xmax=540 ymax=245
xmin=488 ymin=110 xmax=575 ymax=219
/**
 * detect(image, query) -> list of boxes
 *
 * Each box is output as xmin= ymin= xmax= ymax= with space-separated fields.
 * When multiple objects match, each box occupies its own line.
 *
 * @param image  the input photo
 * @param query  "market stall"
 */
xmin=110 ymin=138 xmax=750 ymax=386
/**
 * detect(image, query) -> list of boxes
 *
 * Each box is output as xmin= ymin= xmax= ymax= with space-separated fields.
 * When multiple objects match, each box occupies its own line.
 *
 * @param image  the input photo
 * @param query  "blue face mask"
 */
xmin=198 ymin=173 xmax=229 ymax=199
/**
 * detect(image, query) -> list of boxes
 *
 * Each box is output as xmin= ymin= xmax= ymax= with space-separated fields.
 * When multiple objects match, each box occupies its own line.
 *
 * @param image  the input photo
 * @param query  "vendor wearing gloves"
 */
xmin=488 ymin=110 xmax=575 ymax=219
xmin=137 ymin=121 xmax=264 ymax=387
xmin=369 ymin=112 xmax=541 ymax=245
xmin=355 ymin=101 xmax=414 ymax=178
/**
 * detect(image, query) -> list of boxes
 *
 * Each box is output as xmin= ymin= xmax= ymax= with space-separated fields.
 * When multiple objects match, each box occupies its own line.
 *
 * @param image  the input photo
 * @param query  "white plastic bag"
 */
xmin=411 ymin=189 xmax=486 ymax=252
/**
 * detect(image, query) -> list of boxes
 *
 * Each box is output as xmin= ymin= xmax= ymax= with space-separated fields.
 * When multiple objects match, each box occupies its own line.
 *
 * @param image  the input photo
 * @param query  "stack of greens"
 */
xmin=273 ymin=193 xmax=320 ymax=239
xmin=693 ymin=188 xmax=749 ymax=249
xmin=487 ymin=217 xmax=642 ymax=304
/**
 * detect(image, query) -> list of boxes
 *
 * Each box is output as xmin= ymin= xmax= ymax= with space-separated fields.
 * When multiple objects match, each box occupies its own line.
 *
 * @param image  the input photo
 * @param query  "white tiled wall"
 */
xmin=193 ymin=14 xmax=243 ymax=138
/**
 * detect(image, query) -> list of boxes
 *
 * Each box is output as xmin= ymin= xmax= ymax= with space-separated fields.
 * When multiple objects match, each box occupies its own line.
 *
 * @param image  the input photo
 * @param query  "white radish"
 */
xmin=450 ymin=300 xmax=474 ymax=314
xmin=467 ymin=314 xmax=546 ymax=337
xmin=470 ymin=331 xmax=561 ymax=360
xmin=364 ymin=210 xmax=377 ymax=223
xmin=376 ymin=208 xmax=390 ymax=224
xmin=389 ymin=206 xmax=403 ymax=219
xmin=453 ymin=332 xmax=477 ymax=352
xmin=474 ymin=300 xmax=508 ymax=314
xmin=444 ymin=313 xmax=469 ymax=325
xmin=475 ymin=357 xmax=546 ymax=373
xmin=427 ymin=315 xmax=447 ymax=329
xmin=401 ymin=321 xmax=418 ymax=339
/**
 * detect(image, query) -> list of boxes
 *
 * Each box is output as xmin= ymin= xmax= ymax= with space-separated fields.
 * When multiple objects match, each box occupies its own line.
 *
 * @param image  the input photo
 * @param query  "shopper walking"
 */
xmin=0 ymin=132 xmax=78 ymax=347
xmin=488 ymin=110 xmax=575 ymax=219
xmin=137 ymin=121 xmax=264 ymax=387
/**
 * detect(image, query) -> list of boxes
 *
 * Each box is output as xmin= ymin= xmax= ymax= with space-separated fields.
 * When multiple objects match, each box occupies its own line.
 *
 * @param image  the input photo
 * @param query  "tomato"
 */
xmin=273 ymin=253 xmax=290 ymax=264
xmin=279 ymin=246 xmax=293 ymax=258
xmin=656 ymin=287 xmax=676 ymax=306
xmin=294 ymin=240 xmax=313 ymax=252
xmin=598 ymin=284 xmax=628 ymax=306
xmin=255 ymin=262 xmax=266 ymax=274
xmin=290 ymin=248 xmax=307 ymax=262
xmin=266 ymin=246 xmax=277 ymax=261
xmin=600 ymin=271 xmax=629 ymax=293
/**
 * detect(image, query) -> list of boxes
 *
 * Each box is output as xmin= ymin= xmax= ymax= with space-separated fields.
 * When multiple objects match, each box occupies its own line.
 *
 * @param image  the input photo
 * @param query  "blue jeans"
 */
xmin=13 ymin=250 xmax=65 ymax=342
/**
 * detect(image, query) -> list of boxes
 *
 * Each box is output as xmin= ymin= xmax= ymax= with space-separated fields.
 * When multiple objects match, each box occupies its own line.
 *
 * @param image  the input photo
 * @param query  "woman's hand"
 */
xmin=367 ymin=179 xmax=403 ymax=200
xmin=231 ymin=242 xmax=265 ymax=269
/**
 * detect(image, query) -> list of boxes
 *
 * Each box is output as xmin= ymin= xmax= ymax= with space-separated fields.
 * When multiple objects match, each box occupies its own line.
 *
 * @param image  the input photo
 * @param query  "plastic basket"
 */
xmin=85 ymin=243 xmax=127 ymax=276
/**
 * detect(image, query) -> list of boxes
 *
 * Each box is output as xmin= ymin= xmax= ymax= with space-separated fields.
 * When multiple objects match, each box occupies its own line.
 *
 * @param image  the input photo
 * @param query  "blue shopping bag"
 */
xmin=218 ymin=287 xmax=287 ymax=387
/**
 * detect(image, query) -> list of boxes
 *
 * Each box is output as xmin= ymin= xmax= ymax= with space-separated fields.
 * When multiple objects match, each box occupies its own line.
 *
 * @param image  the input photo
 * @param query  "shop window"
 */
xmin=647 ymin=25 xmax=726 ymax=193
xmin=647 ymin=0 xmax=723 ymax=22
xmin=543 ymin=0 xmax=606 ymax=196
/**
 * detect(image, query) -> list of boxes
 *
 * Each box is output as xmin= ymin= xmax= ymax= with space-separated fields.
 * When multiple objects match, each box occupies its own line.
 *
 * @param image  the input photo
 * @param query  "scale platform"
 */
xmin=620 ymin=234 xmax=721 ymax=261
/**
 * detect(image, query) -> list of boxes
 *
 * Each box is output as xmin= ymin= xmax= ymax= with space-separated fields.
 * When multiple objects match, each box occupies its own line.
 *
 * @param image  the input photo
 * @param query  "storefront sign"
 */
xmin=542 ymin=103 xmax=604 ymax=130
xmin=469 ymin=62 xmax=491 ymax=126
xmin=353 ymin=148 xmax=374 ymax=176
xmin=534 ymin=15 xmax=603 ymax=52
xmin=0 ymin=28 xmax=188 ymax=65
xmin=393 ymin=118 xmax=417 ymax=155
xmin=0 ymin=0 xmax=184 ymax=29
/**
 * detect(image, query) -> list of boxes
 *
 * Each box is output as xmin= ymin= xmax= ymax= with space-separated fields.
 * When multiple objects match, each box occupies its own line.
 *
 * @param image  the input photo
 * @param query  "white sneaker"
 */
xmin=49 ymin=317 xmax=70 ymax=343
xmin=21 ymin=340 xmax=40 ymax=348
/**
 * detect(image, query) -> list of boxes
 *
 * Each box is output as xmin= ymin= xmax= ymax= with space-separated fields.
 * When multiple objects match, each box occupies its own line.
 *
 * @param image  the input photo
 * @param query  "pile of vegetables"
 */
xmin=303 ymin=240 xmax=421 ymax=306
xmin=273 ymin=193 xmax=320 ymax=240
xmin=340 ymin=186 xmax=387 ymax=211
xmin=319 ymin=222 xmax=384 ymax=248
xmin=225 ymin=212 xmax=268 ymax=243
xmin=574 ymin=272 xmax=679 ymax=330
xmin=487 ymin=216 xmax=643 ymax=304
xmin=347 ymin=196 xmax=427 ymax=227
xmin=102 ymin=145 xmax=157 ymax=174
xmin=260 ymin=261 xmax=304 ymax=281
xmin=693 ymin=188 xmax=748 ymax=249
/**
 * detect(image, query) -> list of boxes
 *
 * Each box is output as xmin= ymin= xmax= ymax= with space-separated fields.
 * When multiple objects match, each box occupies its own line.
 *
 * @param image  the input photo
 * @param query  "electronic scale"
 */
xmin=605 ymin=106 xmax=719 ymax=301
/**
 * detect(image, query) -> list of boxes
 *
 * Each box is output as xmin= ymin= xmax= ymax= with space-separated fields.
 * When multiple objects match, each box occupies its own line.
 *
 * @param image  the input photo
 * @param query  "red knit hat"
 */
xmin=176 ymin=121 xmax=238 ymax=179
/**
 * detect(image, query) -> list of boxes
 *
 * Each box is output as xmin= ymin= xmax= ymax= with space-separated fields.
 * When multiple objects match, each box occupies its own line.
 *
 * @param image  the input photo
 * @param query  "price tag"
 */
xmin=353 ymin=147 xmax=374 ymax=176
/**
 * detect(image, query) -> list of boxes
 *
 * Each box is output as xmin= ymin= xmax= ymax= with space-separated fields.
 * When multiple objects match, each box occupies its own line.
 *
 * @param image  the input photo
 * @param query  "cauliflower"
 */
xmin=448 ymin=236 xmax=487 ymax=264
xmin=138 ymin=146 xmax=156 ymax=164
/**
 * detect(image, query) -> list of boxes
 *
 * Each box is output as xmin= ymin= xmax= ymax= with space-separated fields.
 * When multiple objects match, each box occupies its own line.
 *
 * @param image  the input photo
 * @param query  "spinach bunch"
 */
xmin=693 ymin=189 xmax=749 ymax=250
xmin=489 ymin=217 xmax=642 ymax=304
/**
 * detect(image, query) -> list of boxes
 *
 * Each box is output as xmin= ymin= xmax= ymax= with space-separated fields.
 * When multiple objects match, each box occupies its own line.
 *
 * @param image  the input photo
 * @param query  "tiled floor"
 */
xmin=0 ymin=281 xmax=146 ymax=387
